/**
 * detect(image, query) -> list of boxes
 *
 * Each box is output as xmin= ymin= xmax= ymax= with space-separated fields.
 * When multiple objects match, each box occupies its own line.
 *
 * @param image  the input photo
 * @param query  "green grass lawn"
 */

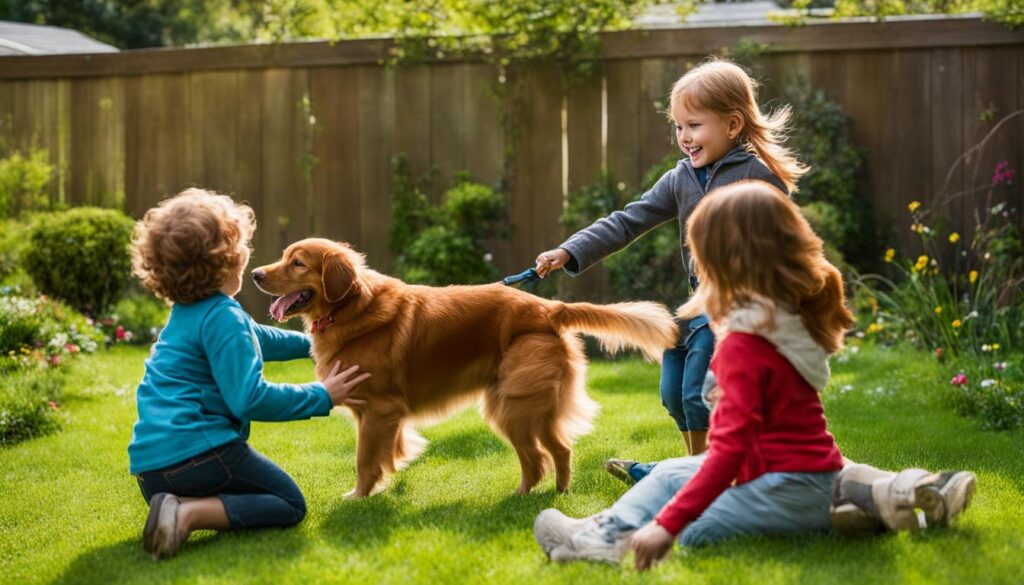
xmin=2 ymin=343 xmax=1023 ymax=584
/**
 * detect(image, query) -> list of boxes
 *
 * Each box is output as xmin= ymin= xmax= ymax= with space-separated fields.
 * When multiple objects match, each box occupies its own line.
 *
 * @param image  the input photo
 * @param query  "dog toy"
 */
xmin=501 ymin=267 xmax=543 ymax=288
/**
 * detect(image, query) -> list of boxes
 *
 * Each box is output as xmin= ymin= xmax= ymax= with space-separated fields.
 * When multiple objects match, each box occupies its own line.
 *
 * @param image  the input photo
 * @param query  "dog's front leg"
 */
xmin=348 ymin=400 xmax=406 ymax=498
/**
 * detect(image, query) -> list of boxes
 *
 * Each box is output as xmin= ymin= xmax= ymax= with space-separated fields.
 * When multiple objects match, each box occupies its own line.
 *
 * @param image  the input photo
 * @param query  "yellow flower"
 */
xmin=934 ymin=306 xmax=943 ymax=314
xmin=913 ymin=255 xmax=929 ymax=272
xmin=884 ymin=248 xmax=895 ymax=263
xmin=867 ymin=323 xmax=882 ymax=334
xmin=868 ymin=296 xmax=879 ymax=313
xmin=948 ymin=232 xmax=960 ymax=243
xmin=908 ymin=201 xmax=921 ymax=213
xmin=911 ymin=223 xmax=925 ymax=234
xmin=993 ymin=343 xmax=1001 ymax=351
xmin=969 ymin=270 xmax=979 ymax=284
xmin=952 ymin=319 xmax=962 ymax=329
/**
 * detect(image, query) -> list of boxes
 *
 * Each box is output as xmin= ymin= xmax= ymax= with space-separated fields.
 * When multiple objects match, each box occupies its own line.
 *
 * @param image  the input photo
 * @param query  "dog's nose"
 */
xmin=251 ymin=269 xmax=265 ymax=283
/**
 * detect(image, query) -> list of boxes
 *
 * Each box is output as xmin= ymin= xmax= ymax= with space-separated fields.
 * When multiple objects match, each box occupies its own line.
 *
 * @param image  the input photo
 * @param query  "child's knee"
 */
xmin=284 ymin=492 xmax=308 ymax=526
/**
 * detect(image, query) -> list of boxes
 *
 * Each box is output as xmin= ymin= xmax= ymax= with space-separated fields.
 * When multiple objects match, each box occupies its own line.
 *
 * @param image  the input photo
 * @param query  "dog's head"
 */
xmin=252 ymin=238 xmax=367 ymax=322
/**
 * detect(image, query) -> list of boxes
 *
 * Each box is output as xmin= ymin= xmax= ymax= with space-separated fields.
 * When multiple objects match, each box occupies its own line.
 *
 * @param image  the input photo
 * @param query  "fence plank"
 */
xmin=562 ymin=69 xmax=606 ymax=301
xmin=393 ymin=65 xmax=432 ymax=178
xmin=358 ymin=65 xmax=395 ymax=270
xmin=69 ymin=78 xmax=124 ymax=208
xmin=929 ymin=47 xmax=966 ymax=243
xmin=428 ymin=64 xmax=468 ymax=202
xmin=310 ymin=66 xmax=362 ymax=250
xmin=606 ymin=59 xmax=642 ymax=192
xmin=510 ymin=65 xmax=564 ymax=270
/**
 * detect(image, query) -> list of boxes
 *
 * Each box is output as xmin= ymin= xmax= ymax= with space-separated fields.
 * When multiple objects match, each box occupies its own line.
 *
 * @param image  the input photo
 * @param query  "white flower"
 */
xmin=483 ymin=253 xmax=493 ymax=263
xmin=980 ymin=379 xmax=997 ymax=388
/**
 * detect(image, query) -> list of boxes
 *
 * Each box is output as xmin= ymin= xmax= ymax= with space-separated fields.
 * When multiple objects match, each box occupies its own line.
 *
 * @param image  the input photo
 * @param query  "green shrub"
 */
xmin=783 ymin=77 xmax=878 ymax=269
xmin=0 ymin=295 xmax=103 ymax=372
xmin=390 ymin=158 xmax=510 ymax=285
xmin=946 ymin=358 xmax=1023 ymax=431
xmin=23 ymin=207 xmax=134 ymax=315
xmin=104 ymin=291 xmax=169 ymax=343
xmin=0 ymin=218 xmax=35 ymax=295
xmin=0 ymin=148 xmax=55 ymax=219
xmin=0 ymin=367 xmax=65 ymax=445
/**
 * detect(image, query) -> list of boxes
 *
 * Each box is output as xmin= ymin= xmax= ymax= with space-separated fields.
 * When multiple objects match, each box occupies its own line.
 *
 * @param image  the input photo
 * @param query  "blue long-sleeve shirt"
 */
xmin=128 ymin=292 xmax=331 ymax=474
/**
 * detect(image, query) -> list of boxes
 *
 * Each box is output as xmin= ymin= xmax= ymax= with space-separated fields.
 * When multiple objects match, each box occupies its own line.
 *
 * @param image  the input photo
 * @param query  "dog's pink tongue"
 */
xmin=269 ymin=291 xmax=304 ymax=322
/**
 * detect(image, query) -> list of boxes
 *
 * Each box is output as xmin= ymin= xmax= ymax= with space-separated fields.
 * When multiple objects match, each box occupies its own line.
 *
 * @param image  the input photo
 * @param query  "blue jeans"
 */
xmin=660 ymin=315 xmax=713 ymax=432
xmin=609 ymin=455 xmax=837 ymax=547
xmin=135 ymin=440 xmax=307 ymax=530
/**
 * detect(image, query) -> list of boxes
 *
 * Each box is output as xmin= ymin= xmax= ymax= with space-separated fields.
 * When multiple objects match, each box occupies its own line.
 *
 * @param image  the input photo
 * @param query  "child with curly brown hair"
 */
xmin=128 ymin=188 xmax=370 ymax=560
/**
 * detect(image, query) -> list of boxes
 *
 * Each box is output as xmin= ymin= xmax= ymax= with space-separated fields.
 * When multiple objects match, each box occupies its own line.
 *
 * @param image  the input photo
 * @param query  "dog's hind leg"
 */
xmin=485 ymin=333 xmax=596 ymax=494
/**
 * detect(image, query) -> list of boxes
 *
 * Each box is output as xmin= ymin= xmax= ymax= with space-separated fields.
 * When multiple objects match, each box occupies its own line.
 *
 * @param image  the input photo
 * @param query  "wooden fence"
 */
xmin=0 ymin=16 xmax=1021 ymax=310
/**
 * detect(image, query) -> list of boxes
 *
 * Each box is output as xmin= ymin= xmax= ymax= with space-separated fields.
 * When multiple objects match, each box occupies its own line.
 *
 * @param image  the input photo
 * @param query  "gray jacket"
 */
xmin=559 ymin=147 xmax=787 ymax=285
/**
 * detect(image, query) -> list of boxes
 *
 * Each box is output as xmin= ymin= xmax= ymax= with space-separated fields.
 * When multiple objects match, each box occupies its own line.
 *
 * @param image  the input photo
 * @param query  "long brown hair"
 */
xmin=671 ymin=59 xmax=808 ymax=194
xmin=678 ymin=181 xmax=853 ymax=353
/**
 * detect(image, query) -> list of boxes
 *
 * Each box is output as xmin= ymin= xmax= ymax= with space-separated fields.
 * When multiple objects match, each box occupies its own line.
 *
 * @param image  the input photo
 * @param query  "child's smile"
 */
xmin=671 ymin=99 xmax=741 ymax=169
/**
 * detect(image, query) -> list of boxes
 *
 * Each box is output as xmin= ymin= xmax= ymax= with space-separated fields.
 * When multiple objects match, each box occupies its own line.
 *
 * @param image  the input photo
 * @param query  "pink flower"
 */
xmin=994 ymin=362 xmax=1008 ymax=371
xmin=48 ymin=354 xmax=61 ymax=367
xmin=65 ymin=343 xmax=80 ymax=354
xmin=934 ymin=347 xmax=944 ymax=359
xmin=950 ymin=373 xmax=968 ymax=386
xmin=993 ymin=161 xmax=1015 ymax=185
xmin=115 ymin=325 xmax=126 ymax=341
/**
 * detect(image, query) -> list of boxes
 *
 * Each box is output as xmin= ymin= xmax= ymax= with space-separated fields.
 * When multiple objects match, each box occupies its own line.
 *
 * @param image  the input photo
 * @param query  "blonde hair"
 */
xmin=679 ymin=181 xmax=853 ymax=354
xmin=671 ymin=59 xmax=808 ymax=194
xmin=132 ymin=188 xmax=256 ymax=304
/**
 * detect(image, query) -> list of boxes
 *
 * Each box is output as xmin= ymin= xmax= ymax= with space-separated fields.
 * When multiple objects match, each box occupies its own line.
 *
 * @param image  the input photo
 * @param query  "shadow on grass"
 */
xmin=425 ymin=427 xmax=508 ymax=460
xmin=52 ymin=529 xmax=309 ymax=585
xmin=319 ymin=490 xmax=558 ymax=549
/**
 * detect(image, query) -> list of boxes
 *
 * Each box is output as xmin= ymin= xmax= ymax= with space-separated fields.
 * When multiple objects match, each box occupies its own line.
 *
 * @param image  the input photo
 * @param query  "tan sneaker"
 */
xmin=143 ymin=493 xmax=183 ymax=560
xmin=603 ymin=459 xmax=639 ymax=486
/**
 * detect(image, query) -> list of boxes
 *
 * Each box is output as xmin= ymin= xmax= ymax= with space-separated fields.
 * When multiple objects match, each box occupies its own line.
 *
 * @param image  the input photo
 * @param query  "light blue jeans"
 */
xmin=609 ymin=455 xmax=837 ymax=547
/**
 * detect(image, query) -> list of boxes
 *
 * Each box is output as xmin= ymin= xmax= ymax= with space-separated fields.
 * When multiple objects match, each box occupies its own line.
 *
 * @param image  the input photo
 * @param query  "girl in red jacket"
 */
xmin=534 ymin=180 xmax=976 ymax=569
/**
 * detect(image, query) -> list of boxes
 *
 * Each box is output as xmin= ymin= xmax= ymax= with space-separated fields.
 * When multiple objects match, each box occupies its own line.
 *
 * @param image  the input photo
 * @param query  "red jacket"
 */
xmin=654 ymin=332 xmax=844 ymax=535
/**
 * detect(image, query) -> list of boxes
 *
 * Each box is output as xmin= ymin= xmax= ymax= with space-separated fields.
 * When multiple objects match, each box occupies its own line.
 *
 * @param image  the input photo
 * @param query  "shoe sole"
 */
xmin=830 ymin=502 xmax=884 ymax=537
xmin=916 ymin=471 xmax=977 ymax=527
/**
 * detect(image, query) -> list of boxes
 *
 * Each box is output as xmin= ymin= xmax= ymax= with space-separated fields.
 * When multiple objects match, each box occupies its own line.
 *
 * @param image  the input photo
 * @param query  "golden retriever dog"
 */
xmin=252 ymin=238 xmax=677 ymax=497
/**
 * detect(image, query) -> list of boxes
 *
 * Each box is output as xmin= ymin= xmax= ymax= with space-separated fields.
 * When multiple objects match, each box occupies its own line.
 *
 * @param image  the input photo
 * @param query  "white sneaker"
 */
xmin=534 ymin=508 xmax=628 ymax=564
xmin=534 ymin=509 xmax=593 ymax=558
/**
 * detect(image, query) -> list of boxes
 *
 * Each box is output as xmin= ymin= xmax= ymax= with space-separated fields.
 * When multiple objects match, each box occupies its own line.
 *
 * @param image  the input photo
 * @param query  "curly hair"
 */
xmin=131 ymin=188 xmax=256 ymax=304
xmin=678 ymin=180 xmax=853 ymax=353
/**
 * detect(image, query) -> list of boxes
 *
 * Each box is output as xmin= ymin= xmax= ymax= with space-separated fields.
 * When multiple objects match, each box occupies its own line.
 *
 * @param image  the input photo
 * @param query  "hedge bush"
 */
xmin=0 ymin=367 xmax=66 ymax=445
xmin=23 ymin=207 xmax=134 ymax=316
xmin=390 ymin=157 xmax=511 ymax=285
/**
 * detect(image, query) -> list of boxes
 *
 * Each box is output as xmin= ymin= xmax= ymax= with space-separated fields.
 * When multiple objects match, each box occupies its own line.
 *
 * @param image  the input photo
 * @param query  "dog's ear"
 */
xmin=322 ymin=252 xmax=362 ymax=303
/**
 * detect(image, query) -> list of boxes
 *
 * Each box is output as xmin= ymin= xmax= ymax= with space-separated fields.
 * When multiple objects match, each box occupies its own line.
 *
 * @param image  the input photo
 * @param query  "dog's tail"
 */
xmin=549 ymin=301 xmax=678 ymax=362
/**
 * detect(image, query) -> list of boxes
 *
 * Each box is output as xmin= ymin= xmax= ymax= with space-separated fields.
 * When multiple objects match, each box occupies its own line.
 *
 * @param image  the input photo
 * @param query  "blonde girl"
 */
xmin=535 ymin=59 xmax=807 ymax=464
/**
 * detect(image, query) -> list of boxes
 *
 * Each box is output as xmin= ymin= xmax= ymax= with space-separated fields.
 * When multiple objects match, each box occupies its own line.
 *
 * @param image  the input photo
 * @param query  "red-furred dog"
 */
xmin=253 ymin=238 xmax=677 ymax=497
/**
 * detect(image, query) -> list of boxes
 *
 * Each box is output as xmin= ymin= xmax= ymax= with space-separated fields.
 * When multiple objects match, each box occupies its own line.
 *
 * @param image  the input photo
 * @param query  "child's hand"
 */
xmin=629 ymin=521 xmax=675 ymax=571
xmin=324 ymin=361 xmax=370 ymax=407
xmin=534 ymin=248 xmax=570 ymax=278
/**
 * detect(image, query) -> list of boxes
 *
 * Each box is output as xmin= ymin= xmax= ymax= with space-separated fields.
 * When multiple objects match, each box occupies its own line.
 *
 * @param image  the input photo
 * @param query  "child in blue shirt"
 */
xmin=128 ymin=188 xmax=369 ymax=560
